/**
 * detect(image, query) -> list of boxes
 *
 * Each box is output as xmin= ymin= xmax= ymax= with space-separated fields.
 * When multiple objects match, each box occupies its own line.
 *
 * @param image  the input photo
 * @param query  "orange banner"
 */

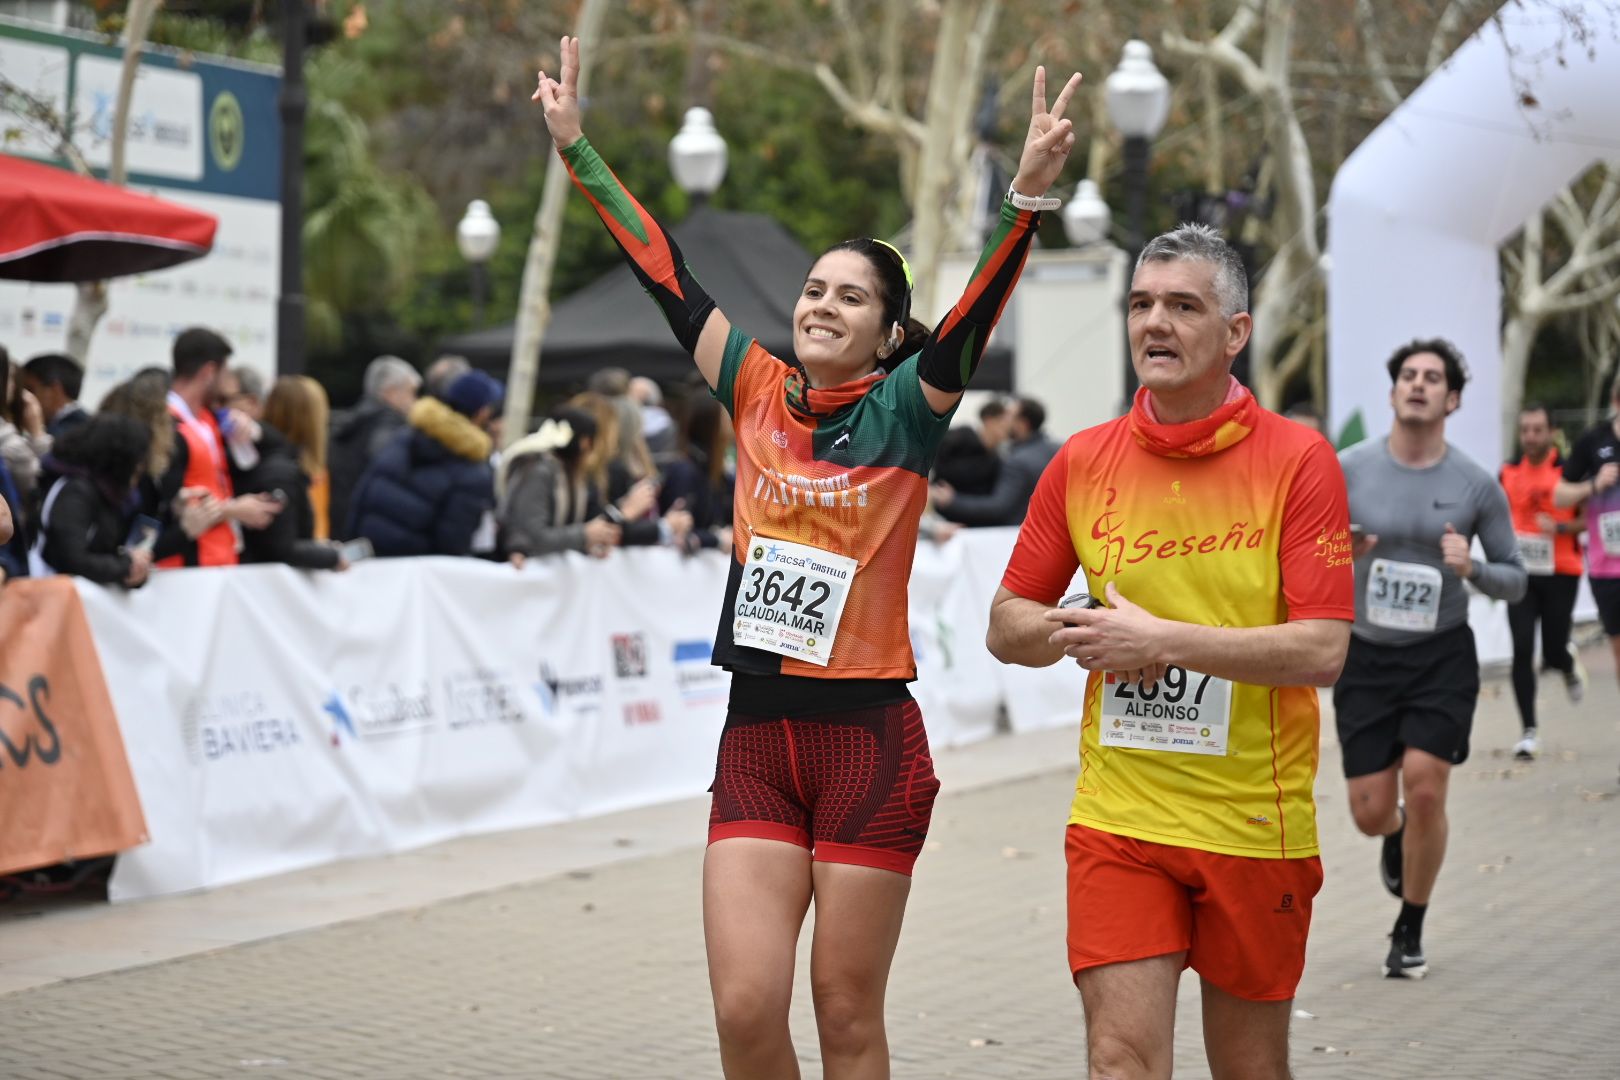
xmin=0 ymin=578 xmax=147 ymax=875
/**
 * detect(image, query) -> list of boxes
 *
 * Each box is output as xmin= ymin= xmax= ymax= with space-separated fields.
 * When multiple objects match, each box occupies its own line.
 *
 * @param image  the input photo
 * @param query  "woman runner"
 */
xmin=535 ymin=37 xmax=1079 ymax=1078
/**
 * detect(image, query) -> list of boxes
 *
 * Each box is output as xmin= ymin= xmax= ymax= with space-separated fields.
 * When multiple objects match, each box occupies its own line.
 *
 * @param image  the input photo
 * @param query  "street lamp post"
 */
xmin=276 ymin=0 xmax=307 ymax=376
xmin=668 ymin=106 xmax=728 ymax=208
xmin=456 ymin=199 xmax=501 ymax=329
xmin=1062 ymin=179 xmax=1112 ymax=248
xmin=1105 ymin=39 xmax=1170 ymax=395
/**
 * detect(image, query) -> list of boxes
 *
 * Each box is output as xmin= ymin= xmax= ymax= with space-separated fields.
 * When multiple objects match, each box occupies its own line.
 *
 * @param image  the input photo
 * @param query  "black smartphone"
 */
xmin=125 ymin=514 xmax=162 ymax=553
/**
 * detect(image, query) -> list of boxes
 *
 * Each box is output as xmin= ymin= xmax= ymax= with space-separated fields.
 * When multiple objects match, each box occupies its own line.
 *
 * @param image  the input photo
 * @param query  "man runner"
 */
xmin=1336 ymin=339 xmax=1526 ymax=980
xmin=1500 ymin=403 xmax=1587 ymax=760
xmin=989 ymin=224 xmax=1353 ymax=1079
xmin=1554 ymin=374 xmax=1620 ymax=709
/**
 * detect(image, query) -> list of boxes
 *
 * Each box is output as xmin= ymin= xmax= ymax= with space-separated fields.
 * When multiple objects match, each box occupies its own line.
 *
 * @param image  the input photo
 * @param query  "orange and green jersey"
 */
xmin=1001 ymin=385 xmax=1354 ymax=858
xmin=709 ymin=332 xmax=944 ymax=679
xmin=560 ymin=134 xmax=1040 ymax=682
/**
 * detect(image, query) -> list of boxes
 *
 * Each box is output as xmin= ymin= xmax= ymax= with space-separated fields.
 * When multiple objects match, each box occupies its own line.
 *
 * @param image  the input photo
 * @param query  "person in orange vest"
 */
xmin=157 ymin=328 xmax=281 ymax=568
xmin=1500 ymin=403 xmax=1588 ymax=760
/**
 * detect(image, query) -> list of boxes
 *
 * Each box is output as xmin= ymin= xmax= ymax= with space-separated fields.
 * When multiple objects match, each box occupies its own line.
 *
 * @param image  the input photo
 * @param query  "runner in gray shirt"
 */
xmin=1339 ymin=439 xmax=1526 ymax=645
xmin=1332 ymin=339 xmax=1526 ymax=984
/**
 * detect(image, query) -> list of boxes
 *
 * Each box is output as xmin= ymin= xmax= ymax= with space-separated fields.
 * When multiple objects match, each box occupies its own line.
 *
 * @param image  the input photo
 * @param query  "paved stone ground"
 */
xmin=1 ymin=643 xmax=1616 ymax=1079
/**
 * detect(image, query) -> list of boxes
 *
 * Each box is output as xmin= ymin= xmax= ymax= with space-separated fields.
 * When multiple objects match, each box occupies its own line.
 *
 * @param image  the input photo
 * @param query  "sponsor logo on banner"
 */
xmin=208 ymin=90 xmax=244 ymax=170
xmin=182 ymin=690 xmax=303 ymax=763
xmin=445 ymin=669 xmax=526 ymax=729
xmin=622 ymin=701 xmax=662 ymax=726
xmin=535 ymin=662 xmax=603 ymax=717
xmin=0 ymin=676 xmax=63 ymax=769
xmin=322 ymin=682 xmax=435 ymax=746
xmin=612 ymin=633 xmax=649 ymax=679
xmin=673 ymin=640 xmax=727 ymax=706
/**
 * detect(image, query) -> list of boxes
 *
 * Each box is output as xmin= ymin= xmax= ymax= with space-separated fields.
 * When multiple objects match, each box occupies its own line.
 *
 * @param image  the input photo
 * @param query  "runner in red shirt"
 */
xmin=987 ymin=224 xmax=1353 ymax=1078
xmin=1498 ymin=403 xmax=1587 ymax=759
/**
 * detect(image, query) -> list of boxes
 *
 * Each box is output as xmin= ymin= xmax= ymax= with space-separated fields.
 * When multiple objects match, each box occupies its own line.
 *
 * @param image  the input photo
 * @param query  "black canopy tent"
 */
xmin=437 ymin=207 xmax=1013 ymax=392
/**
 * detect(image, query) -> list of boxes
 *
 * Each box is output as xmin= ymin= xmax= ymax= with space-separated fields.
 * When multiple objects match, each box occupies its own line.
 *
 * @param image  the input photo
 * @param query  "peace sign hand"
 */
xmin=532 ymin=35 xmax=584 ymax=150
xmin=1012 ymin=65 xmax=1082 ymax=198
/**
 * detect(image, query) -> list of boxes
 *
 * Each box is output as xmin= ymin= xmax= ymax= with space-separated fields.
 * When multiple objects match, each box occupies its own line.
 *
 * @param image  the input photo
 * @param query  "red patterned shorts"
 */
xmin=707 ymin=700 xmax=940 ymax=876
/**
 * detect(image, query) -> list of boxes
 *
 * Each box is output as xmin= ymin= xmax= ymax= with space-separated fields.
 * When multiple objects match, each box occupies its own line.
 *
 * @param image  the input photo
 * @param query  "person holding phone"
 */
xmin=535 ymin=36 xmax=1077 ymax=1077
xmin=30 ymin=415 xmax=155 ymax=588
xmin=988 ymin=224 xmax=1353 ymax=1078
xmin=1336 ymin=340 xmax=1525 ymax=981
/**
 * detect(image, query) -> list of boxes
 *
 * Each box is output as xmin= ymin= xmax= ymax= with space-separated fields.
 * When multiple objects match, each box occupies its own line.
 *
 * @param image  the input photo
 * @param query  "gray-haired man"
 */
xmin=328 ymin=355 xmax=421 ymax=540
xmin=989 ymin=224 xmax=1354 ymax=1079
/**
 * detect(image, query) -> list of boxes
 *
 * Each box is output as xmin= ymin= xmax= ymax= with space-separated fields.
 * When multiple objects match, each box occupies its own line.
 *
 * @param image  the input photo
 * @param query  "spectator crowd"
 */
xmin=0 ymin=329 xmax=1057 ymax=593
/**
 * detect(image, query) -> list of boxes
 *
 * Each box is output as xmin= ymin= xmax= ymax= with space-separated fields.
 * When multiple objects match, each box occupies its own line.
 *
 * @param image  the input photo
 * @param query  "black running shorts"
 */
xmin=1333 ymin=623 xmax=1480 ymax=778
xmin=1591 ymin=576 xmax=1620 ymax=637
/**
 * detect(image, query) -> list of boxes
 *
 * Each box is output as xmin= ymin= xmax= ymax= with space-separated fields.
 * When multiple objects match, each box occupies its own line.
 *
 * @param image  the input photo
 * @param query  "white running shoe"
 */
xmin=1513 ymin=729 xmax=1540 ymax=761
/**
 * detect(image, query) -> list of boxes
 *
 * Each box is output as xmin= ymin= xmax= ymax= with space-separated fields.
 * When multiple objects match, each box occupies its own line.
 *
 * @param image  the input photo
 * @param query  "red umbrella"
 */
xmin=0 ymin=154 xmax=219 ymax=283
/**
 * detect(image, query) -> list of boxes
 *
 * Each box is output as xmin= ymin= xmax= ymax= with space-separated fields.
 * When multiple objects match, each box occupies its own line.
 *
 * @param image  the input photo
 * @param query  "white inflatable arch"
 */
xmin=1328 ymin=2 xmax=1620 ymax=465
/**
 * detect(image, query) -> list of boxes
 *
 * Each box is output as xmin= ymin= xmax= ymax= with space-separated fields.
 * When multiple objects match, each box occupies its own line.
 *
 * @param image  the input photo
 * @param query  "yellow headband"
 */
xmin=871 ymin=239 xmax=914 ymax=289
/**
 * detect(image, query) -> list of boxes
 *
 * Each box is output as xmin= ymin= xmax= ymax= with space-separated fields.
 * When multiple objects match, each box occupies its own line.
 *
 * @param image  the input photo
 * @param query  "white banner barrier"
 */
xmin=78 ymin=529 xmax=1587 ymax=900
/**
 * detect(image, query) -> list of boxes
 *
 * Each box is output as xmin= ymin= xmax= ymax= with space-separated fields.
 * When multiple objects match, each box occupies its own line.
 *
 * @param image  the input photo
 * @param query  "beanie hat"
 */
xmin=444 ymin=370 xmax=505 ymax=417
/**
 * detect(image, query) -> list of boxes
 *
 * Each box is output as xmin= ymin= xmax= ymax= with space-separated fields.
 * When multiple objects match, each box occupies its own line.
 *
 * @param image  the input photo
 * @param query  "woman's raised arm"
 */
xmin=534 ymin=36 xmax=731 ymax=389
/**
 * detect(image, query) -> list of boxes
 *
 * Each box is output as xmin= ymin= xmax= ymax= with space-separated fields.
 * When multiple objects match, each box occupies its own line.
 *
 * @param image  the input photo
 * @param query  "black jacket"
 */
xmin=938 ymin=432 xmax=1061 ymax=527
xmin=348 ymin=398 xmax=494 ymax=557
xmin=0 ymin=458 xmax=27 ymax=579
xmin=38 ymin=470 xmax=136 ymax=585
xmin=327 ymin=398 xmax=410 ymax=541
xmin=657 ymin=445 xmax=733 ymax=548
xmin=233 ymin=425 xmax=341 ymax=571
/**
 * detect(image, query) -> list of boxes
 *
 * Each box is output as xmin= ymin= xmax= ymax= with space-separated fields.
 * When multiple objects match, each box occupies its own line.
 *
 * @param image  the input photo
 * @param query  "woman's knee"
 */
xmin=712 ymin=983 xmax=790 ymax=1047
xmin=810 ymin=978 xmax=884 ymax=1053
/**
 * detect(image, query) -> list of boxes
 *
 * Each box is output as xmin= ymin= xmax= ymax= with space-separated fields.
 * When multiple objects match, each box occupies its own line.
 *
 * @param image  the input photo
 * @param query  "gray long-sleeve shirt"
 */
xmin=1339 ymin=438 xmax=1527 ymax=646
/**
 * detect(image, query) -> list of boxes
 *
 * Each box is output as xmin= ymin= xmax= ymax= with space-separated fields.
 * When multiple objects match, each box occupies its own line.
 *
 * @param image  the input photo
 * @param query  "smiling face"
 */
xmin=793 ymin=250 xmax=893 ymax=386
xmin=1127 ymin=258 xmax=1251 ymax=401
xmin=1390 ymin=352 xmax=1458 ymax=427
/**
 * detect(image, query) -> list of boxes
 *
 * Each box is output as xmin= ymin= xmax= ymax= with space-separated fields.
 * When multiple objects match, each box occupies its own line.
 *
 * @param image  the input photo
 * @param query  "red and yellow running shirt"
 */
xmin=1001 ymin=388 xmax=1354 ymax=858
xmin=1500 ymin=453 xmax=1582 ymax=576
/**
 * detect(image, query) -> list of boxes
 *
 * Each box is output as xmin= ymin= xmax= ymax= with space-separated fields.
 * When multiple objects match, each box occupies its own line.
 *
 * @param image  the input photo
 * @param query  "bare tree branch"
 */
xmin=693 ymin=31 xmax=925 ymax=146
xmin=1427 ymin=0 xmax=1482 ymax=72
xmin=1540 ymin=273 xmax=1620 ymax=315
xmin=111 ymin=0 xmax=164 ymax=185
xmin=0 ymin=74 xmax=92 ymax=175
xmin=828 ymin=0 xmax=874 ymax=104
xmin=811 ymin=62 xmax=926 ymax=145
xmin=1354 ymin=0 xmax=1404 ymax=109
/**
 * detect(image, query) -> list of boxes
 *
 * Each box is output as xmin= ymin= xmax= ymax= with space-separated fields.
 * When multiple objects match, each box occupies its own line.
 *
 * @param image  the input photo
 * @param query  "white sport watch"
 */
xmin=1006 ymin=185 xmax=1061 ymax=212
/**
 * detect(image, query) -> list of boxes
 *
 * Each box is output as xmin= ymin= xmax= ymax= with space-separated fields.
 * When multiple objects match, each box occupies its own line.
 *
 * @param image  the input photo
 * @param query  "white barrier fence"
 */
xmin=78 ymin=529 xmax=1590 ymax=900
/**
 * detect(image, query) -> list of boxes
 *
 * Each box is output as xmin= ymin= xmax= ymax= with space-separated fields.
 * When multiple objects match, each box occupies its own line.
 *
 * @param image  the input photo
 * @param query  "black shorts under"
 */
xmin=1591 ymin=576 xmax=1620 ymax=637
xmin=1334 ymin=623 xmax=1480 ymax=778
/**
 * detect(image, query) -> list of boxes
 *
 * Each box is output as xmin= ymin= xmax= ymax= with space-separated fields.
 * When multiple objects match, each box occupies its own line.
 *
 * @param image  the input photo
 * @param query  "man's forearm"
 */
xmin=987 ymin=594 xmax=1068 ymax=667
xmin=1157 ymin=619 xmax=1350 ymax=688
xmin=1554 ymin=478 xmax=1592 ymax=509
